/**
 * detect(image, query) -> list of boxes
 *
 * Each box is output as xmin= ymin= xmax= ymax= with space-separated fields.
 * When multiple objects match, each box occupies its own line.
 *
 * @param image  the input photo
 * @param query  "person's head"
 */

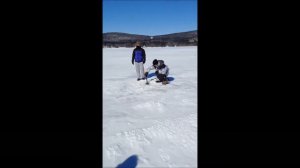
xmin=157 ymin=60 xmax=165 ymax=69
xmin=152 ymin=59 xmax=158 ymax=66
xmin=136 ymin=41 xmax=142 ymax=47
xmin=158 ymin=60 xmax=164 ymax=66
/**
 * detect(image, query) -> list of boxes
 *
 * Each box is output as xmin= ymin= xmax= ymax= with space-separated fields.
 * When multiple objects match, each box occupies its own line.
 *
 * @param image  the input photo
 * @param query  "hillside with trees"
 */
xmin=103 ymin=30 xmax=197 ymax=47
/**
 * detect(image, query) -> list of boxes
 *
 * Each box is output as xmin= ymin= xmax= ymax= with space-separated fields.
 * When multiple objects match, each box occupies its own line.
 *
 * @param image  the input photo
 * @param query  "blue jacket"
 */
xmin=132 ymin=46 xmax=146 ymax=64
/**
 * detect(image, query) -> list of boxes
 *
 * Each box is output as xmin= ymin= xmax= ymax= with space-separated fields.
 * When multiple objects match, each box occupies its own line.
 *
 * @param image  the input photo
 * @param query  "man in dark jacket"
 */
xmin=132 ymin=41 xmax=146 ymax=81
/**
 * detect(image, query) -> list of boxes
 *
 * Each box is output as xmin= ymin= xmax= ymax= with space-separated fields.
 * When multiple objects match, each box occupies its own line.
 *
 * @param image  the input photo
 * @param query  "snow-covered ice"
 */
xmin=103 ymin=46 xmax=197 ymax=167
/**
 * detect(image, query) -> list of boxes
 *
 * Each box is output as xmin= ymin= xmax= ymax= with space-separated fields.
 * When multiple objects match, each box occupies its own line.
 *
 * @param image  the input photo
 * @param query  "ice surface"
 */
xmin=103 ymin=46 xmax=197 ymax=167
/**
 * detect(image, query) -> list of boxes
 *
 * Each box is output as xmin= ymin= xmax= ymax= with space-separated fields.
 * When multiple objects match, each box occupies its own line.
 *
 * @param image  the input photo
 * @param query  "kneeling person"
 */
xmin=145 ymin=59 xmax=169 ymax=85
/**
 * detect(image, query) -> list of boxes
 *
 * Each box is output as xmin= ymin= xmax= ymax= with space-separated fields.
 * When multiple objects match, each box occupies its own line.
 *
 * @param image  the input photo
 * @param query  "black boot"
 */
xmin=162 ymin=79 xmax=168 ymax=85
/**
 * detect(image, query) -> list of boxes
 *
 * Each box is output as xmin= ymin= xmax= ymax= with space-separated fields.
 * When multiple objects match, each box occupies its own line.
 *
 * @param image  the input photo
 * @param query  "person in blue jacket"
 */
xmin=132 ymin=41 xmax=146 ymax=81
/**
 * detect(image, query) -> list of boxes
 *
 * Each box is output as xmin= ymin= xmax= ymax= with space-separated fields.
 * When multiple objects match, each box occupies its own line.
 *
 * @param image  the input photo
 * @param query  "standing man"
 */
xmin=132 ymin=41 xmax=146 ymax=81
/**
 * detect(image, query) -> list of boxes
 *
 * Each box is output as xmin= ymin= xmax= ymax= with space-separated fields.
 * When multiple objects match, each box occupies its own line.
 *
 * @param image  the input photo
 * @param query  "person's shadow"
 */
xmin=147 ymin=72 xmax=156 ymax=78
xmin=116 ymin=155 xmax=138 ymax=168
xmin=167 ymin=77 xmax=175 ymax=82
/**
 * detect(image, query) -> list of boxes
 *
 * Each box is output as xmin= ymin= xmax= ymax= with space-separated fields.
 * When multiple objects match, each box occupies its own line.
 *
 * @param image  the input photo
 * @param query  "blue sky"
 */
xmin=103 ymin=0 xmax=197 ymax=36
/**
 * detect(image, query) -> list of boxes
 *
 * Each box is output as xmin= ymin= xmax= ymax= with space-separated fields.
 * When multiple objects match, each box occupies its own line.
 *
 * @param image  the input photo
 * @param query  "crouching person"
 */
xmin=144 ymin=59 xmax=169 ymax=85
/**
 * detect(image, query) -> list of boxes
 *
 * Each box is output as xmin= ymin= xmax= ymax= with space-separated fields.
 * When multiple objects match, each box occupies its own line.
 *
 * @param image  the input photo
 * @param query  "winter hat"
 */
xmin=153 ymin=59 xmax=158 ymax=66
xmin=136 ymin=41 xmax=141 ymax=46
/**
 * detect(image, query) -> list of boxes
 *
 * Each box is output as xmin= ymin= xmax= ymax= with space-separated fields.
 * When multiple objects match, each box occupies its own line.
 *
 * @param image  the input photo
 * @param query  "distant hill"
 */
xmin=103 ymin=30 xmax=197 ymax=47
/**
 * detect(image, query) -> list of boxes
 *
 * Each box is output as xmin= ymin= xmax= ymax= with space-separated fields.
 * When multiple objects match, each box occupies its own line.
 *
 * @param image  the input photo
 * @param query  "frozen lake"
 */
xmin=103 ymin=46 xmax=197 ymax=167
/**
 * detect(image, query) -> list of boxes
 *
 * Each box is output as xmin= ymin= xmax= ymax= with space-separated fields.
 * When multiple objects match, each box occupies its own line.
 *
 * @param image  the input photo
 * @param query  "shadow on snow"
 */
xmin=167 ymin=77 xmax=175 ymax=81
xmin=116 ymin=155 xmax=138 ymax=168
xmin=147 ymin=72 xmax=156 ymax=78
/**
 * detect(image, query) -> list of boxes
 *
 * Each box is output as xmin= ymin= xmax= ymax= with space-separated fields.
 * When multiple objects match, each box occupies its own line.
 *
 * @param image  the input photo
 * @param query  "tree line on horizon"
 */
xmin=103 ymin=30 xmax=198 ymax=48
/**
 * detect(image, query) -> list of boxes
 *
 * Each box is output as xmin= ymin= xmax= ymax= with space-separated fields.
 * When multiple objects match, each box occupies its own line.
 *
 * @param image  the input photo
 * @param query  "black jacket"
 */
xmin=132 ymin=46 xmax=146 ymax=64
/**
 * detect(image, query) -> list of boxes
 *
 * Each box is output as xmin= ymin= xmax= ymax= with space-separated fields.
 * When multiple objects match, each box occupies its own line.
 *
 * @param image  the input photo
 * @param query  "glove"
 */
xmin=132 ymin=61 xmax=134 ymax=65
xmin=155 ymin=70 xmax=159 ymax=75
xmin=143 ymin=61 xmax=145 ymax=64
xmin=144 ymin=72 xmax=148 ymax=77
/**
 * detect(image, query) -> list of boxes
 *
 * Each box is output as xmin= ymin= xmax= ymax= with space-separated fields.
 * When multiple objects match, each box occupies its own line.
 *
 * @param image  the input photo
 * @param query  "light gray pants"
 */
xmin=134 ymin=62 xmax=145 ymax=79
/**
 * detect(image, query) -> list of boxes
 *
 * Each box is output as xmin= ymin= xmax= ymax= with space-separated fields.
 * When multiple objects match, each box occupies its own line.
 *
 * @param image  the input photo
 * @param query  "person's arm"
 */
xmin=159 ymin=66 xmax=168 ymax=75
xmin=132 ymin=49 xmax=135 ymax=65
xmin=142 ymin=49 xmax=146 ymax=64
xmin=146 ymin=65 xmax=155 ymax=72
xmin=145 ymin=65 xmax=155 ymax=77
xmin=165 ymin=66 xmax=169 ymax=76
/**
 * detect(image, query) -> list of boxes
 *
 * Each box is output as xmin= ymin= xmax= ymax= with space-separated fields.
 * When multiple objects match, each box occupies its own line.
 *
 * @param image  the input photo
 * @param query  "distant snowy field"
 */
xmin=103 ymin=46 xmax=197 ymax=167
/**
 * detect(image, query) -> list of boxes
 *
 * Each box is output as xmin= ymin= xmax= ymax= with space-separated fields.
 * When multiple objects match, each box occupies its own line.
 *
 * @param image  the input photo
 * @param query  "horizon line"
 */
xmin=103 ymin=29 xmax=197 ymax=36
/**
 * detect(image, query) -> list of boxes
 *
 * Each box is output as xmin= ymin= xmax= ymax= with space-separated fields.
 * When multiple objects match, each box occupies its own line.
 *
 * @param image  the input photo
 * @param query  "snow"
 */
xmin=103 ymin=46 xmax=197 ymax=167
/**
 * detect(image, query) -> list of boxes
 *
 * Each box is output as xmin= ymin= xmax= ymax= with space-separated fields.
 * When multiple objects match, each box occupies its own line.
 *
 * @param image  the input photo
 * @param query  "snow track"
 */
xmin=103 ymin=47 xmax=197 ymax=167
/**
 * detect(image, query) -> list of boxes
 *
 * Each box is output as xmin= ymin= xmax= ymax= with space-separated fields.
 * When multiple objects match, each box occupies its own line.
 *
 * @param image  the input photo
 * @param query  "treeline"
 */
xmin=103 ymin=30 xmax=197 ymax=48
